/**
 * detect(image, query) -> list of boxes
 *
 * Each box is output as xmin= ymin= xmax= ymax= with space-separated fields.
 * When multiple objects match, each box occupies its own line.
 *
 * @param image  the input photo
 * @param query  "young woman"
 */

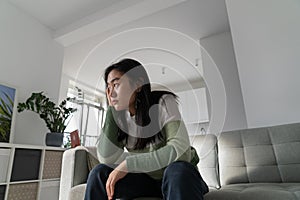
xmin=84 ymin=58 xmax=208 ymax=200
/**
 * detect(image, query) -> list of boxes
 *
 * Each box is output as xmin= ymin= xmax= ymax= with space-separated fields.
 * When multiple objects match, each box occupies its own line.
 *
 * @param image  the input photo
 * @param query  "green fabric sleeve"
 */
xmin=126 ymin=120 xmax=191 ymax=173
xmin=97 ymin=106 xmax=125 ymax=164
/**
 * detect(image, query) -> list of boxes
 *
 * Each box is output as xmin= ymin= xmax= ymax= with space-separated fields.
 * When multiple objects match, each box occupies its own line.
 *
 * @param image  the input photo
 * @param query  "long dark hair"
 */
xmin=104 ymin=58 xmax=163 ymax=149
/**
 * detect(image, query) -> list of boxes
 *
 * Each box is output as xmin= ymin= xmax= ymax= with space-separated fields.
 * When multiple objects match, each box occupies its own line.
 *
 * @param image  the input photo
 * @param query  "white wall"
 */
xmin=226 ymin=0 xmax=300 ymax=128
xmin=0 ymin=1 xmax=64 ymax=145
xmin=201 ymin=31 xmax=247 ymax=132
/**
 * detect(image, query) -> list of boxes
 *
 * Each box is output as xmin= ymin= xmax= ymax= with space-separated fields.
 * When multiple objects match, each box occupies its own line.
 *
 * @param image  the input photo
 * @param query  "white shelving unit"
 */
xmin=0 ymin=143 xmax=64 ymax=200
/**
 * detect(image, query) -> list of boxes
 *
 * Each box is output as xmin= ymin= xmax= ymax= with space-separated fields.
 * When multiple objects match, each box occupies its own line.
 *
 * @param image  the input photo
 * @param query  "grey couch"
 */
xmin=59 ymin=122 xmax=300 ymax=200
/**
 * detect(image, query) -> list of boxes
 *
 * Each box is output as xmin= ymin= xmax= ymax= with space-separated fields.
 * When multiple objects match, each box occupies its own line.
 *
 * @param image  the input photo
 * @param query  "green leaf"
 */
xmin=0 ymin=92 xmax=13 ymax=119
xmin=0 ymin=91 xmax=13 ymax=141
xmin=0 ymin=99 xmax=10 ymax=116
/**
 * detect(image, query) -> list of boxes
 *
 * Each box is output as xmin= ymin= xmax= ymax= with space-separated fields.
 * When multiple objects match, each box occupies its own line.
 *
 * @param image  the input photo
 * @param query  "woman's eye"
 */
xmin=114 ymin=83 xmax=119 ymax=88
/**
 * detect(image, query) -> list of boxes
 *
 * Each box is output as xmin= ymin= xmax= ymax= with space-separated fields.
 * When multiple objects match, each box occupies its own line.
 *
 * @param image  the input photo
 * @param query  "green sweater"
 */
xmin=97 ymin=106 xmax=199 ymax=180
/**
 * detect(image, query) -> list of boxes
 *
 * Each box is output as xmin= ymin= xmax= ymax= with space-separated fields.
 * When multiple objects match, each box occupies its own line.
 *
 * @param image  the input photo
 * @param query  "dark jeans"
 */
xmin=84 ymin=161 xmax=209 ymax=200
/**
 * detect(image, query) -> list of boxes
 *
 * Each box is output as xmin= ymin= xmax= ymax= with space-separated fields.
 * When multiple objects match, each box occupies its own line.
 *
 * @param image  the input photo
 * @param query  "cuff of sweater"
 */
xmin=126 ymin=155 xmax=138 ymax=173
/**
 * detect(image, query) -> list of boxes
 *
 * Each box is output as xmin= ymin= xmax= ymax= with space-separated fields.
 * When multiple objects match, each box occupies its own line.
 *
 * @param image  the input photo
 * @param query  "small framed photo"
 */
xmin=0 ymin=83 xmax=17 ymax=143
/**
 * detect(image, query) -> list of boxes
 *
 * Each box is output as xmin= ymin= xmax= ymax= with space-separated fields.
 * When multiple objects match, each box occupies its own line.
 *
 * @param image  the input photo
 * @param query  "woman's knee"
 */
xmin=88 ymin=163 xmax=112 ymax=181
xmin=162 ymin=161 xmax=209 ymax=195
xmin=163 ymin=161 xmax=196 ymax=180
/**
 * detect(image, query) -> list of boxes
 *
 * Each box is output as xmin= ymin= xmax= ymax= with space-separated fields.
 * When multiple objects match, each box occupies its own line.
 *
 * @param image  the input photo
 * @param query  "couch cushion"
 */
xmin=218 ymin=122 xmax=300 ymax=185
xmin=191 ymin=134 xmax=220 ymax=189
xmin=204 ymin=183 xmax=300 ymax=200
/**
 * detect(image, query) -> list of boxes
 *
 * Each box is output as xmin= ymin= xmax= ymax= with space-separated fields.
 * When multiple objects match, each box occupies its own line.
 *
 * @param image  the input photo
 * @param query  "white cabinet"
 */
xmin=176 ymin=87 xmax=209 ymax=124
xmin=0 ymin=143 xmax=64 ymax=200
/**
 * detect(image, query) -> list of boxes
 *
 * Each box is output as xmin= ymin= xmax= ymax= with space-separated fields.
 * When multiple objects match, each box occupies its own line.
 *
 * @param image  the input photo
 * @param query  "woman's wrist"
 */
xmin=117 ymin=160 xmax=128 ymax=172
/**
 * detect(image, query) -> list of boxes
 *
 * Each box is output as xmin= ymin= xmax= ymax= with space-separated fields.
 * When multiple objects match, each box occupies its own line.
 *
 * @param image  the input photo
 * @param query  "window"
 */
xmin=65 ymin=84 xmax=106 ymax=146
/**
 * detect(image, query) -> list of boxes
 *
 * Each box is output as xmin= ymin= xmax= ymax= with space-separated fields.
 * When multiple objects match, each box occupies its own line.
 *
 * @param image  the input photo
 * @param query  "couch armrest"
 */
xmin=59 ymin=146 xmax=90 ymax=200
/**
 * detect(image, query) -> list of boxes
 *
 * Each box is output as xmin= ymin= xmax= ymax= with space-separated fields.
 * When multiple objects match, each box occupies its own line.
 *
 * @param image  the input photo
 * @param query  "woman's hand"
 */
xmin=106 ymin=88 xmax=112 ymax=106
xmin=106 ymin=161 xmax=128 ymax=200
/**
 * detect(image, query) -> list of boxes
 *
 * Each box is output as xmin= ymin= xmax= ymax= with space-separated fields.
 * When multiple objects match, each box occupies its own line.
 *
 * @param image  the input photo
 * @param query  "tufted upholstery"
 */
xmin=205 ymin=183 xmax=300 ymax=200
xmin=218 ymin=123 xmax=300 ymax=186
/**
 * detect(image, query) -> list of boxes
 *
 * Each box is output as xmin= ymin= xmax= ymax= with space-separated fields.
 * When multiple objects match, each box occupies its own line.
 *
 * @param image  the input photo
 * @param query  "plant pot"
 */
xmin=45 ymin=132 xmax=64 ymax=147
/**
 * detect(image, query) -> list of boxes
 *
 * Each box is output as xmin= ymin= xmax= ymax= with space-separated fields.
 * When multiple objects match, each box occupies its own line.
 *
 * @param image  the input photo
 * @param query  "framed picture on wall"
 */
xmin=0 ymin=83 xmax=17 ymax=143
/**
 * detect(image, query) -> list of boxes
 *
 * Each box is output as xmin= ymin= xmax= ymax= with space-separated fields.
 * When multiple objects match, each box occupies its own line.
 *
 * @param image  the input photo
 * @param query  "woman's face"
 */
xmin=106 ymin=69 xmax=137 ymax=112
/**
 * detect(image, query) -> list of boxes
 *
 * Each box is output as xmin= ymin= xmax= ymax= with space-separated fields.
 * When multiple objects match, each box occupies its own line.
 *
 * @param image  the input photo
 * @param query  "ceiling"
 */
xmin=7 ymin=0 xmax=230 ymax=46
xmin=8 ymin=0 xmax=120 ymax=30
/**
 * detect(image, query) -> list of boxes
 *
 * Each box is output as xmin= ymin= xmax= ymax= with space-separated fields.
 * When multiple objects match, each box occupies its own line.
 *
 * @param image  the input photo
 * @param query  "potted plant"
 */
xmin=17 ymin=92 xmax=77 ymax=147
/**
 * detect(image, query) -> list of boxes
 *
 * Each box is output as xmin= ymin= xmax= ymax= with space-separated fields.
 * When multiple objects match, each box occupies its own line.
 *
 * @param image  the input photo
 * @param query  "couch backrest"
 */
xmin=86 ymin=146 xmax=97 ymax=158
xmin=218 ymin=122 xmax=300 ymax=186
xmin=191 ymin=134 xmax=220 ymax=189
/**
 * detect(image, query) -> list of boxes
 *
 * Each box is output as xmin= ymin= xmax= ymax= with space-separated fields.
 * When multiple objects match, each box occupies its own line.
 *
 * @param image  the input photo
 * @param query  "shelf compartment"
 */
xmin=7 ymin=182 xmax=38 ymax=200
xmin=0 ymin=185 xmax=6 ymax=200
xmin=42 ymin=150 xmax=63 ymax=179
xmin=0 ymin=148 xmax=11 ymax=183
xmin=39 ymin=180 xmax=60 ymax=200
xmin=10 ymin=148 xmax=41 ymax=182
